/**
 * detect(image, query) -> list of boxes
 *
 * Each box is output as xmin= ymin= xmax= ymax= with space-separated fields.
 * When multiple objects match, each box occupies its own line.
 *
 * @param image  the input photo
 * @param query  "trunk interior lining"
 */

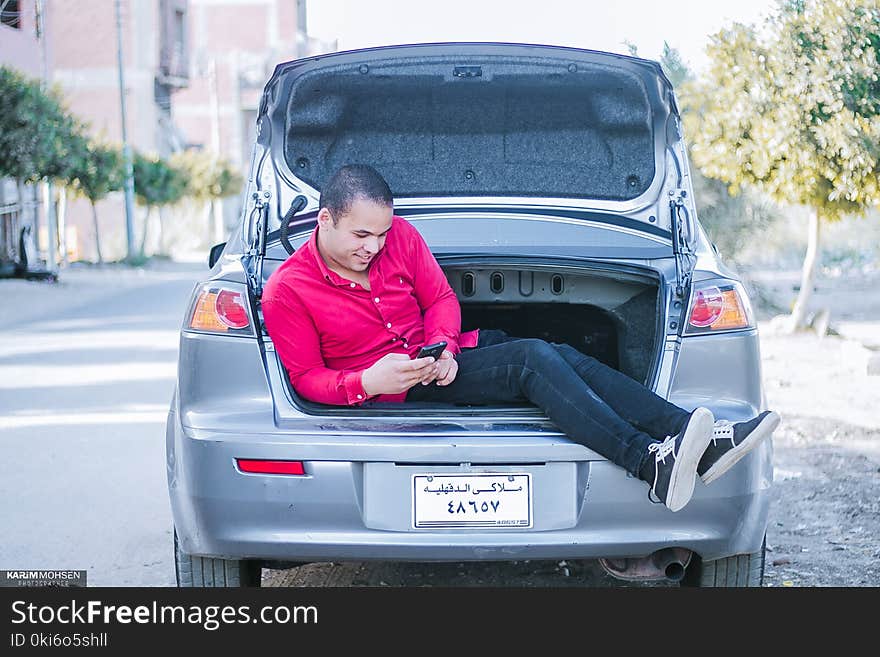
xmin=268 ymin=263 xmax=663 ymax=416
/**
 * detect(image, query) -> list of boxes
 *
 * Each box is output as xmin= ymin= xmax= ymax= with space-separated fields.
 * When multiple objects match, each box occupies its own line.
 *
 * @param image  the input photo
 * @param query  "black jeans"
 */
xmin=405 ymin=330 xmax=690 ymax=477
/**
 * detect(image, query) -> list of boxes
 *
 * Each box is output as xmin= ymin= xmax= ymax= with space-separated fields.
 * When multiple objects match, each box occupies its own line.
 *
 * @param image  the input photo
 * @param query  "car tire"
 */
xmin=174 ymin=528 xmax=262 ymax=587
xmin=680 ymin=534 xmax=766 ymax=587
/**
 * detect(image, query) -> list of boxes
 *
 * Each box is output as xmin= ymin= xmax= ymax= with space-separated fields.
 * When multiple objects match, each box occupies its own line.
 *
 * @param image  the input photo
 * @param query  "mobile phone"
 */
xmin=415 ymin=341 xmax=447 ymax=360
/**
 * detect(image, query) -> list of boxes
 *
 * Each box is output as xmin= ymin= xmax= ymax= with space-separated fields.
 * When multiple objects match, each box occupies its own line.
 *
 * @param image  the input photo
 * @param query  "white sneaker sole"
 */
xmin=699 ymin=411 xmax=781 ymax=485
xmin=665 ymin=407 xmax=715 ymax=512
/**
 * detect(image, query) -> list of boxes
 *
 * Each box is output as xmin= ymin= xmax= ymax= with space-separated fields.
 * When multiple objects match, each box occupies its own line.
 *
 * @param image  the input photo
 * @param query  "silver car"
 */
xmin=167 ymin=42 xmax=773 ymax=587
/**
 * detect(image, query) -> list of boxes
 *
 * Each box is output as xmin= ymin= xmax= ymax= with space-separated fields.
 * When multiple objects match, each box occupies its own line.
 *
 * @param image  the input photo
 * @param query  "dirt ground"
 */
xmin=264 ymin=271 xmax=880 ymax=588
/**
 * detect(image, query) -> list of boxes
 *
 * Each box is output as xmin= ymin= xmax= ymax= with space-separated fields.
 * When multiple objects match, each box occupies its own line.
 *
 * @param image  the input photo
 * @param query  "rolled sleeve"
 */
xmin=262 ymin=291 xmax=369 ymax=407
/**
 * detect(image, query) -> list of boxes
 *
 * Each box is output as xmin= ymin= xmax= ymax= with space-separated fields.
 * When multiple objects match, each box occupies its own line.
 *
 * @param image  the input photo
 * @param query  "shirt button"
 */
xmin=356 ymin=394 xmax=363 ymax=400
xmin=403 ymin=343 xmax=409 ymax=348
xmin=374 ymin=297 xmax=380 ymax=303
xmin=386 ymin=322 xmax=392 ymax=329
xmin=350 ymin=282 xmax=356 ymax=288
xmin=391 ymin=338 xmax=396 ymax=342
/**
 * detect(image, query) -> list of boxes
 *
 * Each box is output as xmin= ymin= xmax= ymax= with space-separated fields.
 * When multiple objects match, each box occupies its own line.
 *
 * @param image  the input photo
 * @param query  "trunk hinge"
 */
xmin=246 ymin=193 xmax=309 ymax=299
xmin=668 ymin=188 xmax=694 ymax=299
xmin=246 ymin=190 xmax=271 ymax=298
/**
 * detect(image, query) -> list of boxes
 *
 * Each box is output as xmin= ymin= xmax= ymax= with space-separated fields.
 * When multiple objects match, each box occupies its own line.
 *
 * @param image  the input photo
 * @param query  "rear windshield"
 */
xmin=282 ymin=57 xmax=657 ymax=201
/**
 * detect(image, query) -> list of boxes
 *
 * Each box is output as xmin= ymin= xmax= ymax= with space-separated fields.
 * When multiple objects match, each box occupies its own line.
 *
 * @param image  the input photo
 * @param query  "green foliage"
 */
xmin=683 ymin=0 xmax=880 ymax=221
xmin=69 ymin=141 xmax=125 ymax=204
xmin=659 ymin=41 xmax=691 ymax=89
xmin=132 ymin=152 xmax=188 ymax=208
xmin=690 ymin=173 xmax=781 ymax=262
xmin=0 ymin=66 xmax=84 ymax=184
xmin=169 ymin=149 xmax=243 ymax=203
xmin=658 ymin=45 xmax=782 ymax=264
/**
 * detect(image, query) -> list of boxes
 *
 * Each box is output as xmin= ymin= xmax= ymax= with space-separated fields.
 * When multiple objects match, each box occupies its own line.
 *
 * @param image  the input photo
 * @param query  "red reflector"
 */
xmin=689 ymin=286 xmax=724 ymax=327
xmin=215 ymin=290 xmax=250 ymax=329
xmin=236 ymin=459 xmax=305 ymax=475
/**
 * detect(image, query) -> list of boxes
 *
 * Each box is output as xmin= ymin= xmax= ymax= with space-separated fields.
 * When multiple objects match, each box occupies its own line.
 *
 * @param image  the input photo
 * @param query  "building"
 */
xmin=46 ymin=0 xmax=191 ymax=262
xmin=1 ymin=0 xmax=42 ymax=77
xmin=3 ymin=0 xmax=334 ymax=265
xmin=173 ymin=0 xmax=335 ymax=241
xmin=1 ymin=0 xmax=194 ymax=266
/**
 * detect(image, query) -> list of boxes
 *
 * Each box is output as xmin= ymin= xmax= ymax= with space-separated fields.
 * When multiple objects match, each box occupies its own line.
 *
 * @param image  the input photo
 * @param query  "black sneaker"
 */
xmin=698 ymin=411 xmax=780 ymax=484
xmin=643 ymin=407 xmax=714 ymax=512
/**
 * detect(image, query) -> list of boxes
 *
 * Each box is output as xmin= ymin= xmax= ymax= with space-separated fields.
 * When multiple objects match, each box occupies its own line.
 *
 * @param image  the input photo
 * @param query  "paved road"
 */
xmin=0 ymin=262 xmax=206 ymax=586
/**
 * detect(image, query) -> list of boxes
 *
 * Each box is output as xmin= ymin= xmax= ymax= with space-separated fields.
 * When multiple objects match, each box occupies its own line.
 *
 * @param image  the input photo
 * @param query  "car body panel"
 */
xmin=167 ymin=404 xmax=771 ymax=563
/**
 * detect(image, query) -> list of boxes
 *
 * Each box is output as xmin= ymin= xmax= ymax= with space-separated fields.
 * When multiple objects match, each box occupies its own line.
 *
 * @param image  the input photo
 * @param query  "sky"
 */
xmin=306 ymin=0 xmax=777 ymax=73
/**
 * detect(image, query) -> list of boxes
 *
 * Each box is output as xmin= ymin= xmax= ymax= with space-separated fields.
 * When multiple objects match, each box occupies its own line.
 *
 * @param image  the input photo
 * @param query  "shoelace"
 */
xmin=647 ymin=435 xmax=677 ymax=463
xmin=646 ymin=436 xmax=676 ymax=504
xmin=711 ymin=420 xmax=735 ymax=445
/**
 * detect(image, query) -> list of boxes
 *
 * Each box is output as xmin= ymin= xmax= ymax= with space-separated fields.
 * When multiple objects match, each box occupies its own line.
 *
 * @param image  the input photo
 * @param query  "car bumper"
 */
xmin=167 ymin=412 xmax=772 ymax=564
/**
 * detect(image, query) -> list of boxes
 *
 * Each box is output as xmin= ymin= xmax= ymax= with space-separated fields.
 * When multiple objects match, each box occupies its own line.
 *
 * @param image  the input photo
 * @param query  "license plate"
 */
xmin=412 ymin=473 xmax=532 ymax=528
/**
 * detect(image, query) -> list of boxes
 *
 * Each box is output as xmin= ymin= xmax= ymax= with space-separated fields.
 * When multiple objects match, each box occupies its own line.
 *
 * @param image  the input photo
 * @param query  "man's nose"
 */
xmin=363 ymin=236 xmax=380 ymax=253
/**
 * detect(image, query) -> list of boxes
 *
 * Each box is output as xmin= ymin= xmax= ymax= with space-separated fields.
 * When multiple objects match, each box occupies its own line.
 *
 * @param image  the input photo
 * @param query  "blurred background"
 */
xmin=1 ymin=0 xmax=333 ymax=271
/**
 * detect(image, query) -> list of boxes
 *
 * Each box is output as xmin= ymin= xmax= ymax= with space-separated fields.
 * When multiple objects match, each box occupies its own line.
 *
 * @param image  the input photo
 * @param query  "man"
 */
xmin=262 ymin=164 xmax=780 ymax=513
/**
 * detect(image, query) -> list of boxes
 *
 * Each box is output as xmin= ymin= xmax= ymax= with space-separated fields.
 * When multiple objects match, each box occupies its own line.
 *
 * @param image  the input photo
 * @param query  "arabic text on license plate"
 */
xmin=412 ymin=473 xmax=532 ymax=528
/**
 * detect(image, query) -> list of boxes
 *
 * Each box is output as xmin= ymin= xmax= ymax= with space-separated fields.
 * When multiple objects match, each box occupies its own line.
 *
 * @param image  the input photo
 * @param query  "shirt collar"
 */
xmin=305 ymin=224 xmax=385 ymax=288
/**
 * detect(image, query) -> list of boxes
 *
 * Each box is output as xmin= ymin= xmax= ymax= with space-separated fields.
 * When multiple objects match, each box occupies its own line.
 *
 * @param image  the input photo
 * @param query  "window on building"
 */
xmin=1 ymin=0 xmax=21 ymax=29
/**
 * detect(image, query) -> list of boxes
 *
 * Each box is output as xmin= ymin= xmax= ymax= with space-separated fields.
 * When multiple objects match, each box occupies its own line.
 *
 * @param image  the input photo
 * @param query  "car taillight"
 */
xmin=236 ymin=459 xmax=306 ymax=475
xmin=685 ymin=281 xmax=754 ymax=334
xmin=188 ymin=284 xmax=253 ymax=335
xmin=215 ymin=290 xmax=249 ymax=328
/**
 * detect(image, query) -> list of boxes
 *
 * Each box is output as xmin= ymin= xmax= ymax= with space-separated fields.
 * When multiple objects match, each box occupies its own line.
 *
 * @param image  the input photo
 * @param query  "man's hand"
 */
xmin=361 ymin=353 xmax=440 ymax=396
xmin=422 ymin=349 xmax=458 ymax=387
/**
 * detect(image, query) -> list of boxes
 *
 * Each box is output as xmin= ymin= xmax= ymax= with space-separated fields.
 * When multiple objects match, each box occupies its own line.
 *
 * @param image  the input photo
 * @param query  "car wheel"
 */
xmin=680 ymin=534 xmax=766 ymax=587
xmin=174 ymin=528 xmax=262 ymax=587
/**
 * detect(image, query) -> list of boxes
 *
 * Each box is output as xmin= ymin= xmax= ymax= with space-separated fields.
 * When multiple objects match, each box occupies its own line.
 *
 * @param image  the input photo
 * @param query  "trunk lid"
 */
xmin=261 ymin=42 xmax=678 ymax=208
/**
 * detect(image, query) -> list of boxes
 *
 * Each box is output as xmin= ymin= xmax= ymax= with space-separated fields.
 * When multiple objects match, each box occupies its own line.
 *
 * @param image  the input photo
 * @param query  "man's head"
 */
xmin=316 ymin=164 xmax=394 ymax=277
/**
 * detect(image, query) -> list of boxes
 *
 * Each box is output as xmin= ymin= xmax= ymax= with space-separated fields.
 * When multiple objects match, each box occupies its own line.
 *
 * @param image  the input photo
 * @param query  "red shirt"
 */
xmin=261 ymin=215 xmax=479 ymax=406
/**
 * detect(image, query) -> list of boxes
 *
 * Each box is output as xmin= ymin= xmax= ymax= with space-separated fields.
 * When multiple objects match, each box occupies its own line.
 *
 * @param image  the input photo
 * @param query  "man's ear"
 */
xmin=316 ymin=208 xmax=334 ymax=227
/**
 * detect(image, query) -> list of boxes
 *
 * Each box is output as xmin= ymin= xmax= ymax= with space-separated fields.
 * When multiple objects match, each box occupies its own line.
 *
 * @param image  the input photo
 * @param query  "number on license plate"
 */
xmin=412 ymin=473 xmax=532 ymax=528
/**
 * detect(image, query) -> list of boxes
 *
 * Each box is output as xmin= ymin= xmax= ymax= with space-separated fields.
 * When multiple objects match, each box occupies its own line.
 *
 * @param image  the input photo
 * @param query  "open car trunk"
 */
xmin=261 ymin=43 xmax=674 ymax=213
xmin=273 ymin=259 xmax=664 ymax=415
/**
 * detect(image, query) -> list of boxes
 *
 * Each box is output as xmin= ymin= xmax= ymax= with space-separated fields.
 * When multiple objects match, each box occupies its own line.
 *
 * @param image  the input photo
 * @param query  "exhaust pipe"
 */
xmin=652 ymin=548 xmax=687 ymax=582
xmin=600 ymin=548 xmax=692 ymax=583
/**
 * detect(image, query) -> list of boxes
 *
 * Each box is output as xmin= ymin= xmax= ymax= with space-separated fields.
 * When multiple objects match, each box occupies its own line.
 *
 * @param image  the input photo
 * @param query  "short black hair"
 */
xmin=319 ymin=164 xmax=393 ymax=224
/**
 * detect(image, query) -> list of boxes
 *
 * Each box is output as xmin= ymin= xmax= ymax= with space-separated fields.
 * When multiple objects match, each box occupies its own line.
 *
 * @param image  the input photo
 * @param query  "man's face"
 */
xmin=316 ymin=197 xmax=394 ymax=277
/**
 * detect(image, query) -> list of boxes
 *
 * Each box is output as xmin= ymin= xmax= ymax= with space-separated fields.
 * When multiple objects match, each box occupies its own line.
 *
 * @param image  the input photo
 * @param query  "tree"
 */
xmin=657 ymin=44 xmax=782 ymax=266
xmin=132 ymin=153 xmax=188 ymax=258
xmin=0 ymin=66 xmax=79 ymax=183
xmin=684 ymin=0 xmax=880 ymax=330
xmin=170 ymin=149 xmax=243 ymax=244
xmin=0 ymin=66 xmax=89 ymax=272
xmin=68 ymin=140 xmax=124 ymax=264
xmin=170 ymin=149 xmax=242 ymax=203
